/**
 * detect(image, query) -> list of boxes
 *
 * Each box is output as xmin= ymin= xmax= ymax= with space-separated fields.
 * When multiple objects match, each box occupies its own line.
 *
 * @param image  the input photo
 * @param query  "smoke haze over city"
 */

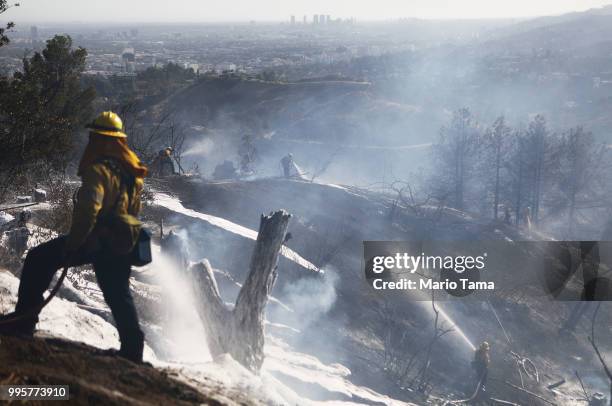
xmin=11 ymin=0 xmax=612 ymax=22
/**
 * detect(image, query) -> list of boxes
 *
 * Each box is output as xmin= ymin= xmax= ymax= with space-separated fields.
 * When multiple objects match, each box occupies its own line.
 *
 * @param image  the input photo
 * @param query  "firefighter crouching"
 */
xmin=0 ymin=111 xmax=148 ymax=363
xmin=153 ymin=147 xmax=176 ymax=177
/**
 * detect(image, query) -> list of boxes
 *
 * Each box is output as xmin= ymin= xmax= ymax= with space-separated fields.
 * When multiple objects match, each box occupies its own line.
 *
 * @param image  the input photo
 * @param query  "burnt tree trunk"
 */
xmin=188 ymin=210 xmax=291 ymax=372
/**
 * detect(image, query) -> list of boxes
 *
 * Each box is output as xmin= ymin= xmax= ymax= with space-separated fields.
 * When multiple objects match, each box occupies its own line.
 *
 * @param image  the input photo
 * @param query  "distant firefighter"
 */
xmin=281 ymin=153 xmax=294 ymax=178
xmin=154 ymin=147 xmax=176 ymax=177
xmin=472 ymin=341 xmax=490 ymax=390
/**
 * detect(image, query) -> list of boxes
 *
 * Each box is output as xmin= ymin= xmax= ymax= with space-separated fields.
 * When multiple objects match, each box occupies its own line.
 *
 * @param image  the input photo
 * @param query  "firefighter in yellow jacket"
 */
xmin=2 ymin=112 xmax=148 ymax=362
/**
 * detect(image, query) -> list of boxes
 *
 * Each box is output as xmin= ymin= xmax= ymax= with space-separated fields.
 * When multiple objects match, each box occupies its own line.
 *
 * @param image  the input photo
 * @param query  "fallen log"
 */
xmin=189 ymin=210 xmax=291 ymax=372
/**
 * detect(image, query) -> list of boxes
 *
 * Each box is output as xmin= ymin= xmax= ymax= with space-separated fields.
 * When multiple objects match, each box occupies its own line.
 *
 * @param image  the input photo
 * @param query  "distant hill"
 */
xmin=165 ymin=77 xmax=430 ymax=147
xmin=483 ymin=5 xmax=612 ymax=51
xmin=155 ymin=76 xmax=444 ymax=183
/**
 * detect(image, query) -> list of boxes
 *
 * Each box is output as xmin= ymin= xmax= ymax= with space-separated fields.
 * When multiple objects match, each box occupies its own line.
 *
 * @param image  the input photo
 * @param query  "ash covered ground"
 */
xmin=2 ymin=176 xmax=610 ymax=405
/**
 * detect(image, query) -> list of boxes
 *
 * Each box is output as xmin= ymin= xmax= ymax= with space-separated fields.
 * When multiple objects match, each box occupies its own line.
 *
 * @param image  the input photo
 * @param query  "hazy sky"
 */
xmin=7 ymin=0 xmax=612 ymax=22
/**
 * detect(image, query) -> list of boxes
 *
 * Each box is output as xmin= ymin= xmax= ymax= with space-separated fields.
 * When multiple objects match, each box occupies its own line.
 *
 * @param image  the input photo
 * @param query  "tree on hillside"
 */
xmin=238 ymin=132 xmax=258 ymax=175
xmin=505 ymin=130 xmax=529 ymax=226
xmin=0 ymin=35 xmax=95 ymax=196
xmin=483 ymin=116 xmax=512 ymax=220
xmin=504 ymin=115 xmax=556 ymax=227
xmin=0 ymin=1 xmax=19 ymax=48
xmin=525 ymin=115 xmax=550 ymax=224
xmin=556 ymin=127 xmax=607 ymax=236
xmin=115 ymin=101 xmax=187 ymax=170
xmin=432 ymin=108 xmax=481 ymax=211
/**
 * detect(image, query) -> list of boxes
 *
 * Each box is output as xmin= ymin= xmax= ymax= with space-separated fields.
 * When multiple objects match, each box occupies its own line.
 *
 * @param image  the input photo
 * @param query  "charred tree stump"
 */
xmin=189 ymin=210 xmax=291 ymax=372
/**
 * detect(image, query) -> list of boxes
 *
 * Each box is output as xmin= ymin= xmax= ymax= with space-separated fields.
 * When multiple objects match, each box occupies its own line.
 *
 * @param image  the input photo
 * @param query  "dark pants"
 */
xmin=15 ymin=236 xmax=144 ymax=361
xmin=473 ymin=364 xmax=488 ymax=387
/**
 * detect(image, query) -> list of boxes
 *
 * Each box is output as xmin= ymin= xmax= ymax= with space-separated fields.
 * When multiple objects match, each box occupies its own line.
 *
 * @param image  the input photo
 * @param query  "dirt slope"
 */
xmin=0 ymin=334 xmax=258 ymax=405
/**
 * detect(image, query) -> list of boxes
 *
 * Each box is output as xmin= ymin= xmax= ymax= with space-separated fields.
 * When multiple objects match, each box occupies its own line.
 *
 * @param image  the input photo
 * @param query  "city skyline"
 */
xmin=7 ymin=0 xmax=612 ymax=23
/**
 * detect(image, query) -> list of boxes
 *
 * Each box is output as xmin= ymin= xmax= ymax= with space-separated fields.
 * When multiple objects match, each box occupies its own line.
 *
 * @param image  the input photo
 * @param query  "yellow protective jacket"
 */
xmin=66 ymin=161 xmax=144 ymax=253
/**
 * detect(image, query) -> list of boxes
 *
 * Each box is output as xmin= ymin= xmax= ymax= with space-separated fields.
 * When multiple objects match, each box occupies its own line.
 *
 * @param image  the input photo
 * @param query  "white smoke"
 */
xmin=149 ymin=247 xmax=212 ymax=363
xmin=277 ymin=268 xmax=339 ymax=331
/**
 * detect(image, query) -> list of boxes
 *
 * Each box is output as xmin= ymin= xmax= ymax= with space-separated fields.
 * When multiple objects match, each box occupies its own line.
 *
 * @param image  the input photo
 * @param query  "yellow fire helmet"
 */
xmin=86 ymin=111 xmax=127 ymax=138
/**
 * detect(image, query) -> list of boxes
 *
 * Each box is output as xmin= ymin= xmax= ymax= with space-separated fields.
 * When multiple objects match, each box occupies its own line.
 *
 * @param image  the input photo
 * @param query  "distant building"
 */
xmin=122 ymin=47 xmax=135 ymax=62
xmin=326 ymin=15 xmax=331 ymax=24
xmin=217 ymin=62 xmax=236 ymax=72
xmin=313 ymin=14 xmax=319 ymax=24
xmin=122 ymin=47 xmax=135 ymax=73
xmin=319 ymin=14 xmax=326 ymax=24
xmin=290 ymin=15 xmax=295 ymax=25
xmin=187 ymin=63 xmax=199 ymax=74
xmin=130 ymin=28 xmax=138 ymax=38
xmin=303 ymin=15 xmax=307 ymax=24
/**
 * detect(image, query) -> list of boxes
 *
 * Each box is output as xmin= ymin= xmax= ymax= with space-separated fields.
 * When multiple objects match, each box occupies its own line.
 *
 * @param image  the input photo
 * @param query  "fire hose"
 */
xmin=0 ymin=266 xmax=69 ymax=326
xmin=447 ymin=370 xmax=486 ymax=404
